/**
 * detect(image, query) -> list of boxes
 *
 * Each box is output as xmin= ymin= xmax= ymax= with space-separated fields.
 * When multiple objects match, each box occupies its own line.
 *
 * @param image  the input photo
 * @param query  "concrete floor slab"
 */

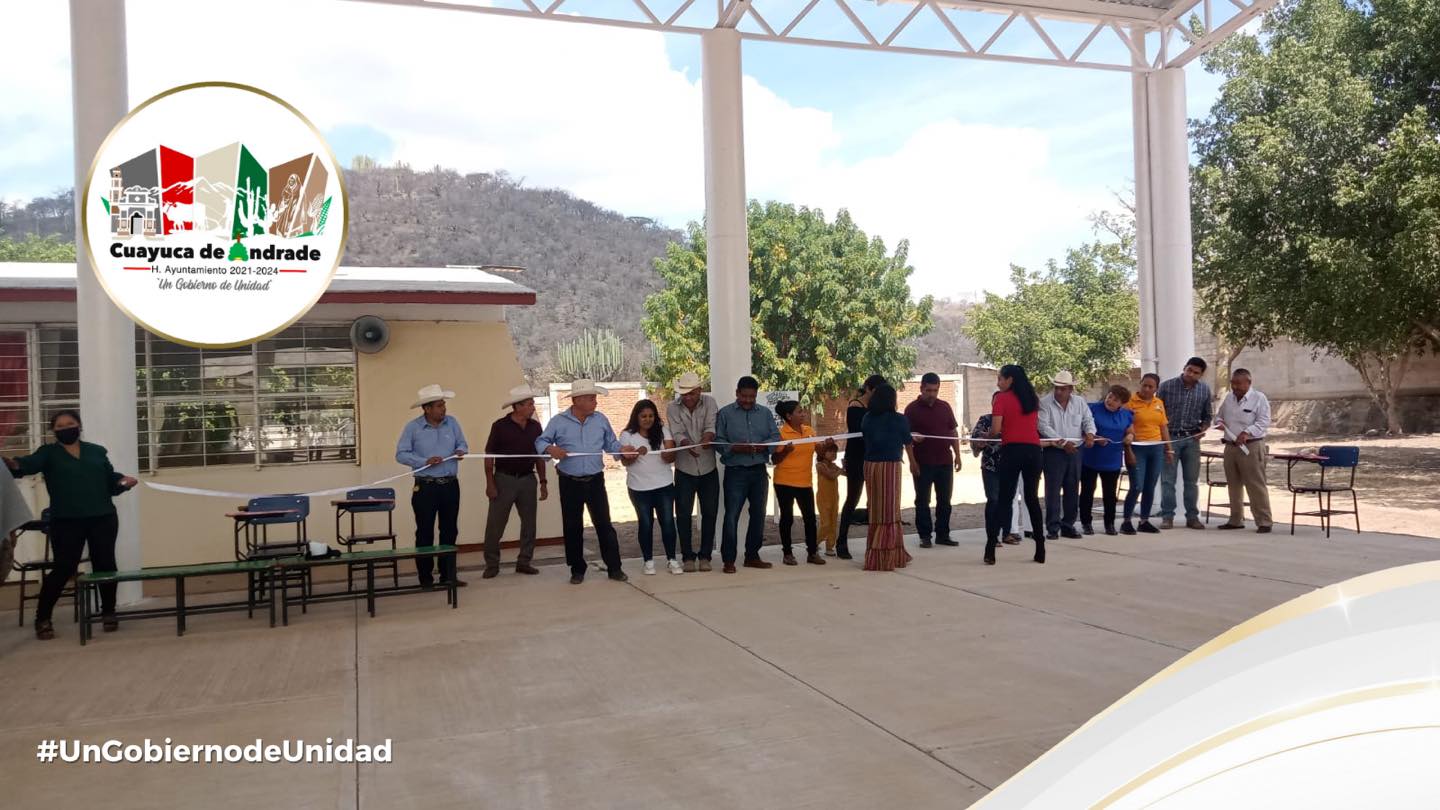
xmin=1 ymin=523 xmax=1433 ymax=807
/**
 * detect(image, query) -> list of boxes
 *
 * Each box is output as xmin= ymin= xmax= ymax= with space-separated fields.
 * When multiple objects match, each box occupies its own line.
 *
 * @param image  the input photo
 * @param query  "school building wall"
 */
xmin=8 ymin=320 xmax=560 ymax=583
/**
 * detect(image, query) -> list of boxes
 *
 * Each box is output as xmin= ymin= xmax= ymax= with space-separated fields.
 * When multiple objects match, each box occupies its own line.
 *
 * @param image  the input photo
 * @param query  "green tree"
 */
xmin=643 ymin=201 xmax=934 ymax=406
xmin=964 ymin=219 xmax=1139 ymax=388
xmin=1191 ymin=0 xmax=1440 ymax=433
xmin=0 ymin=234 xmax=75 ymax=262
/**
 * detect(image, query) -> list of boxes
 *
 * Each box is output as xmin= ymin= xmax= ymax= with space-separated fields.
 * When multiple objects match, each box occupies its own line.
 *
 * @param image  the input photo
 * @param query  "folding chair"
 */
xmin=1288 ymin=446 xmax=1360 ymax=538
xmin=334 ymin=488 xmax=398 ymax=591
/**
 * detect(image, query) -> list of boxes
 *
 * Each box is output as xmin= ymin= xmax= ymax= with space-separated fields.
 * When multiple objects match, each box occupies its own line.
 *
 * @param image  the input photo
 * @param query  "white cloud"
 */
xmin=2 ymin=0 xmax=1118 ymax=299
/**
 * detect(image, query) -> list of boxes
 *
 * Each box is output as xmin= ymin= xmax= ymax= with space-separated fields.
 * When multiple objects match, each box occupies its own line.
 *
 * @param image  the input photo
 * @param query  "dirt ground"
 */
xmin=586 ymin=430 xmax=1440 ymax=561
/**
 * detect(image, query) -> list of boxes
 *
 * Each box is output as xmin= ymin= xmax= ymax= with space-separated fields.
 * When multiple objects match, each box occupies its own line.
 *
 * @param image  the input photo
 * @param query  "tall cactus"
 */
xmin=555 ymin=328 xmax=624 ymax=381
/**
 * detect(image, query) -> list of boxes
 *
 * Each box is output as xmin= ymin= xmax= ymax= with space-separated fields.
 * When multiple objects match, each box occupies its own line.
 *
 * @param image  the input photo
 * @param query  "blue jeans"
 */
xmin=1124 ymin=444 xmax=1164 ymax=520
xmin=722 ymin=465 xmax=769 ymax=564
xmin=629 ymin=485 xmax=677 ymax=561
xmin=1159 ymin=435 xmax=1202 ymax=520
xmin=981 ymin=467 xmax=1000 ymax=539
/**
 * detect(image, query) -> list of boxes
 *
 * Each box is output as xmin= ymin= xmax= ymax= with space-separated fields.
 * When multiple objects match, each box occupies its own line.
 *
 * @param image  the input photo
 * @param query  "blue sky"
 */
xmin=1 ymin=0 xmax=1232 ymax=301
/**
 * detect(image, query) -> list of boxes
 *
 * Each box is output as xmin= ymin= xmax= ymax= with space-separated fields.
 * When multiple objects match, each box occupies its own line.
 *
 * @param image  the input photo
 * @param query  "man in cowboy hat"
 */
xmin=481 ymin=384 xmax=548 ymax=579
xmin=666 ymin=371 xmax=719 ymax=572
xmin=536 ymin=379 xmax=636 ymax=584
xmin=1037 ymin=370 xmax=1096 ymax=539
xmin=396 ymin=384 xmax=469 ymax=589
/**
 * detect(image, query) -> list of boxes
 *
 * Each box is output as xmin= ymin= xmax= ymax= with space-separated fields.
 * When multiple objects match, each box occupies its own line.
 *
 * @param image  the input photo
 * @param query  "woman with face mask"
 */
xmin=4 ymin=410 xmax=138 ymax=640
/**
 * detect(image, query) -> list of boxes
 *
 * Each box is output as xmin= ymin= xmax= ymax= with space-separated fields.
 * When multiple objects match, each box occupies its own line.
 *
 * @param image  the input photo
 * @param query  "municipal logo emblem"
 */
xmin=81 ymin=82 xmax=347 ymax=347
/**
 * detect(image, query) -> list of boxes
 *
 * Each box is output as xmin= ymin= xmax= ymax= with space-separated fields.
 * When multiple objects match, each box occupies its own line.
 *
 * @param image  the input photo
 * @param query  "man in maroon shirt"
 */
xmin=903 ymin=373 xmax=963 ymax=547
xmin=482 ymin=384 xmax=549 ymax=579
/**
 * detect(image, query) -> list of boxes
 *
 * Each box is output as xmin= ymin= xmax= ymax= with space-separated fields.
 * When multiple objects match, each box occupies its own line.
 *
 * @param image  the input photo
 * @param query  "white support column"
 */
xmin=71 ymin=0 xmax=141 ymax=602
xmin=1132 ymin=66 xmax=1196 ymax=376
xmin=701 ymin=28 xmax=750 ymax=400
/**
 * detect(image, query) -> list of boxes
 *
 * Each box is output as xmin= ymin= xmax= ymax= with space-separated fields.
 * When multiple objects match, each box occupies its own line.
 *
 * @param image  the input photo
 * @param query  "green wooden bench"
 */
xmin=76 ymin=559 xmax=276 ymax=645
xmin=268 ymin=545 xmax=460 ymax=626
xmin=74 ymin=545 xmax=461 ymax=644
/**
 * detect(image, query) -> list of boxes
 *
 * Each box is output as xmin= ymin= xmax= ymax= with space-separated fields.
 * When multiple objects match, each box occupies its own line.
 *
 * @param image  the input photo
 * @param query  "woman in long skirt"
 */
xmin=861 ymin=383 xmax=915 ymax=571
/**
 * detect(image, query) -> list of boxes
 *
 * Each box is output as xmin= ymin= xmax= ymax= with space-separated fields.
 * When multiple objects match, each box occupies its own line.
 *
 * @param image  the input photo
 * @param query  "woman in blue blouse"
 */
xmin=860 ymin=384 xmax=916 ymax=571
xmin=1080 ymin=385 xmax=1135 ymax=536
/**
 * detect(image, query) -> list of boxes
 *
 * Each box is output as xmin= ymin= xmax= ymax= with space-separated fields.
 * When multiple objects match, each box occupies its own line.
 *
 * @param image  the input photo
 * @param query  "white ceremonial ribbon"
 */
xmin=142 ymin=428 xmax=1210 ymax=500
xmin=1215 ymin=419 xmax=1250 ymax=455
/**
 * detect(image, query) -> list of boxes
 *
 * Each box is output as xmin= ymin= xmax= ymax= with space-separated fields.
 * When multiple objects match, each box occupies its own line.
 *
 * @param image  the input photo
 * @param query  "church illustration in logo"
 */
xmin=103 ymin=143 xmax=332 ymax=240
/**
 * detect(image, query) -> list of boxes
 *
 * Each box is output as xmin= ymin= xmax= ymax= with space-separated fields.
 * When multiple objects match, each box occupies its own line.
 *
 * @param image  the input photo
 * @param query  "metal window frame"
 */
xmin=2 ymin=322 xmax=358 ymax=472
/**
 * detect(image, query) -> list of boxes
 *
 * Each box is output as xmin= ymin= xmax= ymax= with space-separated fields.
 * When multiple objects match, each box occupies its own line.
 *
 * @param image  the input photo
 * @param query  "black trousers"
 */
xmin=558 ymin=473 xmax=623 ymax=578
xmin=913 ymin=463 xmax=954 ymax=540
xmin=1080 ymin=467 xmax=1121 ymax=529
xmin=412 ymin=478 xmax=459 ymax=584
xmin=774 ymin=484 xmax=818 ymax=555
xmin=835 ymin=462 xmax=867 ymax=551
xmin=989 ymin=444 xmax=1045 ymax=555
xmin=36 ymin=513 xmax=119 ymax=623
xmin=674 ymin=469 xmax=719 ymax=561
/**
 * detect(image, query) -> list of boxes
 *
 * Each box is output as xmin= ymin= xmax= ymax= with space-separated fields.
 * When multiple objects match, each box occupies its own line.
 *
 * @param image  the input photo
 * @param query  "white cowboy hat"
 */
xmin=411 ymin=383 xmax=455 ymax=409
xmin=1052 ymin=370 xmax=1077 ymax=387
xmin=501 ymin=384 xmax=542 ymax=409
xmin=674 ymin=371 xmax=703 ymax=393
xmin=564 ymin=379 xmax=610 ymax=399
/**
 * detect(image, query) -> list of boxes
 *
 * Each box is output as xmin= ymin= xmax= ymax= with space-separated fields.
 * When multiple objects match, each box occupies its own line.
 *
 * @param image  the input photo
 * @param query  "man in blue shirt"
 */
xmin=715 ymin=376 xmax=780 ymax=573
xmin=536 ymin=379 xmax=637 ymax=584
xmin=395 ymin=384 xmax=469 ymax=589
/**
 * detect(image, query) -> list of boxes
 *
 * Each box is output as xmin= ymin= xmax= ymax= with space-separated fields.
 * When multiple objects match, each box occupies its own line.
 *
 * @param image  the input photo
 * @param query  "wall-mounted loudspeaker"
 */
xmin=350 ymin=315 xmax=390 ymax=354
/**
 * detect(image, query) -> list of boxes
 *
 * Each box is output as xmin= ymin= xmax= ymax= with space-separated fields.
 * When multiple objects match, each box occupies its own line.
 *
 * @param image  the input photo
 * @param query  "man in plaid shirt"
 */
xmin=1156 ymin=357 xmax=1214 ymax=530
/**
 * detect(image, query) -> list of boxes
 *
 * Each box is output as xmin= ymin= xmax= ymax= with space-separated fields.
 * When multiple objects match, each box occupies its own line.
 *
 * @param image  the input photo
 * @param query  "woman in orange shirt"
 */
xmin=771 ymin=401 xmax=832 ymax=565
xmin=1123 ymin=373 xmax=1174 ymax=534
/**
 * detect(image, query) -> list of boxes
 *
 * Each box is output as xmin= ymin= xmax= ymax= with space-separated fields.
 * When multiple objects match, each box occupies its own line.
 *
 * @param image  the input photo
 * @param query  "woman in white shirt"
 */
xmin=620 ymin=399 xmax=681 ymax=574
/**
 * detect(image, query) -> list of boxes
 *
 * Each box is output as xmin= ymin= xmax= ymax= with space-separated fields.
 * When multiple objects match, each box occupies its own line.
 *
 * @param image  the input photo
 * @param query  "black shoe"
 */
xmin=439 ymin=578 xmax=469 ymax=587
xmin=1081 ymin=523 xmax=1094 ymax=536
xmin=983 ymin=551 xmax=996 ymax=565
xmin=101 ymin=613 xmax=119 ymax=632
xmin=1034 ymin=550 xmax=1046 ymax=564
xmin=609 ymin=572 xmax=629 ymax=582
xmin=1138 ymin=521 xmax=1160 ymax=534
xmin=919 ymin=538 xmax=933 ymax=548
xmin=569 ymin=575 xmax=584 ymax=585
xmin=1045 ymin=531 xmax=1059 ymax=540
xmin=1218 ymin=523 xmax=1245 ymax=530
xmin=935 ymin=538 xmax=959 ymax=546
xmin=1104 ymin=523 xmax=1118 ymax=536
xmin=837 ymin=547 xmax=853 ymax=560
xmin=482 ymin=568 xmax=499 ymax=579
xmin=1061 ymin=527 xmax=1082 ymax=539
xmin=419 ymin=580 xmax=435 ymax=591
xmin=1256 ymin=525 xmax=1273 ymax=534
xmin=1120 ymin=520 xmax=1136 ymax=535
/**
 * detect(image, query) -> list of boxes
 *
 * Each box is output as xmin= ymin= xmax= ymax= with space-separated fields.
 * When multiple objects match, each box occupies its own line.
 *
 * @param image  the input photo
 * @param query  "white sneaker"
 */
xmin=667 ymin=558 xmax=684 ymax=575
xmin=643 ymin=560 xmax=657 ymax=575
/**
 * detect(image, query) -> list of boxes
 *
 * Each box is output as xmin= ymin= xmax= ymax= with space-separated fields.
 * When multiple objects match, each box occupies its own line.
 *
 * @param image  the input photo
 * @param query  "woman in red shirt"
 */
xmin=986 ymin=365 xmax=1046 ymax=566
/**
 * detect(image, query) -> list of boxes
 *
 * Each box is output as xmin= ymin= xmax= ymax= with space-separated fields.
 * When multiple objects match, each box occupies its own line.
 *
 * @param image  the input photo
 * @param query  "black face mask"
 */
xmin=55 ymin=427 xmax=81 ymax=445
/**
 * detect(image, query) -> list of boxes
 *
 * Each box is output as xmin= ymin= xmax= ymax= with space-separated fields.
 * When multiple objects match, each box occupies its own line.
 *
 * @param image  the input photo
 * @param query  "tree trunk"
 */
xmin=1214 ymin=339 xmax=1244 ymax=396
xmin=1349 ymin=347 xmax=1411 ymax=435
